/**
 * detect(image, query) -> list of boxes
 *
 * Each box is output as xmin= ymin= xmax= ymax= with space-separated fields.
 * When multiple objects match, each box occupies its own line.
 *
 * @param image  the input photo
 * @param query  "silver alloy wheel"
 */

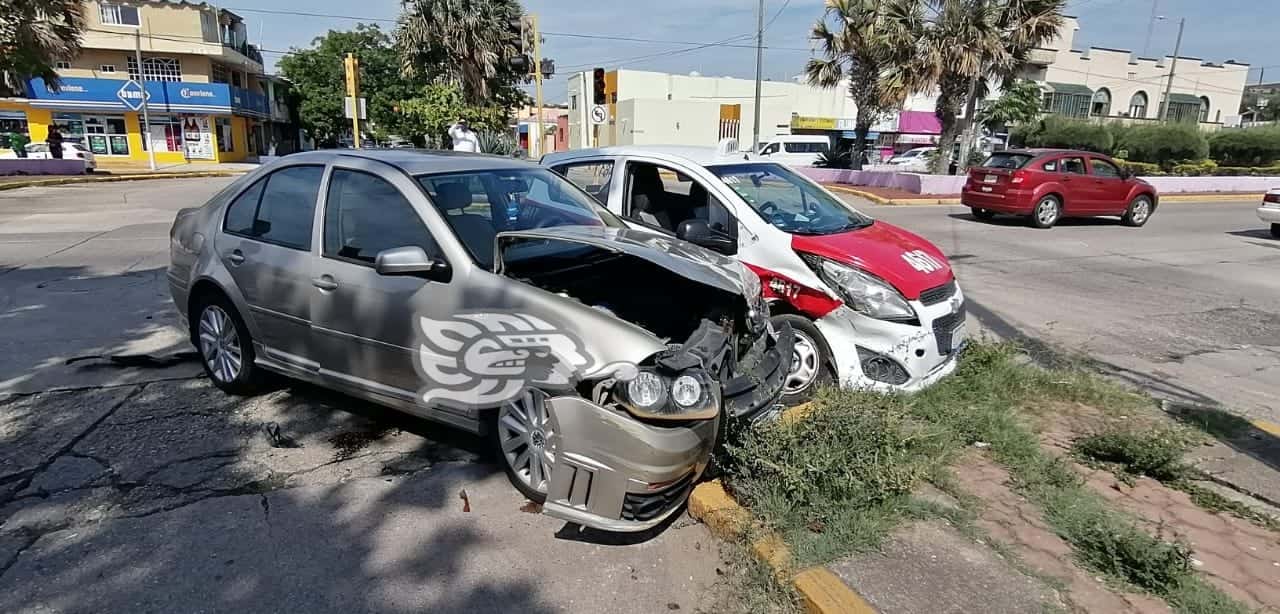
xmin=198 ymin=305 xmax=242 ymax=383
xmin=498 ymin=389 xmax=555 ymax=494
xmin=1036 ymin=198 xmax=1059 ymax=226
xmin=784 ymin=331 xmax=820 ymax=394
xmin=1131 ymin=198 xmax=1151 ymax=224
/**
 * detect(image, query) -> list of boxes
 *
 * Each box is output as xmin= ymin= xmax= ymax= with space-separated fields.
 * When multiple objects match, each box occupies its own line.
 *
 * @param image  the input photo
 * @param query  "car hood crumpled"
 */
xmin=494 ymin=225 xmax=750 ymax=297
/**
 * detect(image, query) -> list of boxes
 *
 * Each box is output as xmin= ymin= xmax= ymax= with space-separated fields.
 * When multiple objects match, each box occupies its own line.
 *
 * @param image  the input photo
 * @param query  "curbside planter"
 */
xmin=0 ymin=159 xmax=89 ymax=176
xmin=0 ymin=171 xmax=246 ymax=191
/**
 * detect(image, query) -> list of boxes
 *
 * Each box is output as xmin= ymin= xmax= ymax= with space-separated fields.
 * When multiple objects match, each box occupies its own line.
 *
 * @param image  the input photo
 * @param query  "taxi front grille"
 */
xmin=621 ymin=473 xmax=695 ymax=522
xmin=919 ymin=279 xmax=957 ymax=306
xmin=932 ymin=309 xmax=966 ymax=355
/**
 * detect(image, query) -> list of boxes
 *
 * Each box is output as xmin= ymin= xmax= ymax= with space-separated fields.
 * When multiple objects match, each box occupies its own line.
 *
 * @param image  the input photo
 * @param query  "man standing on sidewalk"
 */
xmin=448 ymin=119 xmax=479 ymax=153
xmin=47 ymin=126 xmax=64 ymax=159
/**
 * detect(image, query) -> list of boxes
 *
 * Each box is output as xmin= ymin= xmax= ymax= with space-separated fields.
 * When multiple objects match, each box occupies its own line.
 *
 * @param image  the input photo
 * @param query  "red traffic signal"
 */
xmin=592 ymin=68 xmax=606 ymax=106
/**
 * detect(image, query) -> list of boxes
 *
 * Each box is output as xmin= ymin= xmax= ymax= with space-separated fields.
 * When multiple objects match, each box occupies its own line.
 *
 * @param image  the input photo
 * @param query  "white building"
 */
xmin=1024 ymin=16 xmax=1249 ymax=125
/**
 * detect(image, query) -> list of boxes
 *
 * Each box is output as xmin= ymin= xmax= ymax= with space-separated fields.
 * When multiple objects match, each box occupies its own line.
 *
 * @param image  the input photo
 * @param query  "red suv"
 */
xmin=961 ymin=149 xmax=1158 ymax=229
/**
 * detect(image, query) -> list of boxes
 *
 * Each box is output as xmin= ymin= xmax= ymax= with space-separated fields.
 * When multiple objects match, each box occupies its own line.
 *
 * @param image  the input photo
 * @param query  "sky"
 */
xmin=229 ymin=0 xmax=1279 ymax=104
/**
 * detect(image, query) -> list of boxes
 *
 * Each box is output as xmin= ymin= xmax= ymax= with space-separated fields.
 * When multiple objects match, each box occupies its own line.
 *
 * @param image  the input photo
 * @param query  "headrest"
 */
xmin=435 ymin=182 xmax=472 ymax=211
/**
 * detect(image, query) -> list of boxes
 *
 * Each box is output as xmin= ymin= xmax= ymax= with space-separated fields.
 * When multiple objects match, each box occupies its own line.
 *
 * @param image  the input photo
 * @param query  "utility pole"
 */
xmin=1159 ymin=17 xmax=1185 ymax=122
xmin=531 ymin=14 xmax=544 ymax=159
xmin=134 ymin=31 xmax=156 ymax=170
xmin=345 ymin=53 xmax=361 ymax=148
xmin=751 ymin=0 xmax=764 ymax=154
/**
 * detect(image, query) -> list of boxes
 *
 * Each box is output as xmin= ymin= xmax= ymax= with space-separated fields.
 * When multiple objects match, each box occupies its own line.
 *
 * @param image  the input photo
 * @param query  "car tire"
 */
xmin=1271 ymin=223 xmax=1279 ymax=239
xmin=1122 ymin=195 xmax=1154 ymax=227
xmin=191 ymin=291 xmax=264 ymax=395
xmin=971 ymin=207 xmax=996 ymax=221
xmin=489 ymin=389 xmax=555 ymax=504
xmin=773 ymin=314 xmax=834 ymax=406
xmin=1029 ymin=195 xmax=1061 ymax=229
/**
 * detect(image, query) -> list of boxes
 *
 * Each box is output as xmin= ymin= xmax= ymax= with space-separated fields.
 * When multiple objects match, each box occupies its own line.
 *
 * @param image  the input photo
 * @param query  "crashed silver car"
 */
xmin=167 ymin=150 xmax=792 ymax=531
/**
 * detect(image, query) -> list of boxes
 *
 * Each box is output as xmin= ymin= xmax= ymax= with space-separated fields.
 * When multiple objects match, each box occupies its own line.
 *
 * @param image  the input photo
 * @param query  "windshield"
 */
xmin=709 ymin=163 xmax=873 ymax=235
xmin=417 ymin=167 xmax=620 ymax=269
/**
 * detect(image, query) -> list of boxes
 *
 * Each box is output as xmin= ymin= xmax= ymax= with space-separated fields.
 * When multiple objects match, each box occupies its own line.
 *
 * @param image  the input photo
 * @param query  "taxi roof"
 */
xmin=542 ymin=144 xmax=761 ymax=168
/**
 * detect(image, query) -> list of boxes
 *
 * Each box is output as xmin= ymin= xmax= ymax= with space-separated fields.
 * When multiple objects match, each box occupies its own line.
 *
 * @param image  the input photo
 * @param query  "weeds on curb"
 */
xmin=725 ymin=342 xmax=1248 ymax=614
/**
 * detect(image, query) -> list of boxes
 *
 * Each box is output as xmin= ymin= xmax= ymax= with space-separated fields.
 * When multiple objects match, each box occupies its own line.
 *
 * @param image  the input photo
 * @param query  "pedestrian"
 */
xmin=47 ymin=125 xmax=64 ymax=159
xmin=448 ymin=119 xmax=479 ymax=153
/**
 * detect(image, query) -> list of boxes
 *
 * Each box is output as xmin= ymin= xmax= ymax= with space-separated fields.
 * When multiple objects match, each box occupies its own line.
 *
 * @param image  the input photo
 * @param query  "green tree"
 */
xmin=979 ymin=78 xmax=1043 ymax=131
xmin=892 ymin=0 xmax=1064 ymax=173
xmin=394 ymin=83 xmax=508 ymax=147
xmin=805 ymin=0 xmax=916 ymax=170
xmin=0 ymin=0 xmax=85 ymax=94
xmin=395 ymin=0 xmax=528 ymax=106
xmin=277 ymin=24 xmax=419 ymax=146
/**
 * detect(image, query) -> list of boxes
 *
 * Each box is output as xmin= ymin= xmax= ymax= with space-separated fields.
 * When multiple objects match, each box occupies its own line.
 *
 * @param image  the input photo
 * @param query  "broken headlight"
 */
xmin=616 ymin=368 xmax=720 ymax=420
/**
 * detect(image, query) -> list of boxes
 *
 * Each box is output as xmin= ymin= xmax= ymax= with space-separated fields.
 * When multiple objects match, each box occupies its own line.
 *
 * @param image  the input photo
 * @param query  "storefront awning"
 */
xmin=897 ymin=134 xmax=939 ymax=144
xmin=1166 ymin=93 xmax=1202 ymax=105
xmin=25 ymin=77 xmax=269 ymax=119
xmin=1044 ymin=82 xmax=1094 ymax=96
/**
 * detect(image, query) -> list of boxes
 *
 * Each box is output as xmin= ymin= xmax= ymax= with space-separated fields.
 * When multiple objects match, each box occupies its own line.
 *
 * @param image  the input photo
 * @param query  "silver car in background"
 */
xmin=167 ymin=150 xmax=791 ymax=531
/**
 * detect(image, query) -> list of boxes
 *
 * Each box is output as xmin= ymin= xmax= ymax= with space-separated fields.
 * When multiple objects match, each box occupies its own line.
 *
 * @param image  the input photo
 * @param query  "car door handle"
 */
xmin=226 ymin=249 xmax=246 ymax=265
xmin=311 ymin=275 xmax=339 ymax=291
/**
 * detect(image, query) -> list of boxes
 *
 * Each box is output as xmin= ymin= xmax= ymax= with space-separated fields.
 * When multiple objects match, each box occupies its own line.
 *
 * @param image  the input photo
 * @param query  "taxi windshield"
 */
xmin=708 ymin=163 xmax=873 ymax=235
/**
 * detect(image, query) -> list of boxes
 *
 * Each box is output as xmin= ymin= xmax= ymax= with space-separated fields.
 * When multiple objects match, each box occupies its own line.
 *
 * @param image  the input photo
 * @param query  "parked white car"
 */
xmin=756 ymin=135 xmax=830 ymax=167
xmin=3 ymin=141 xmax=97 ymax=171
xmin=1259 ymin=189 xmax=1280 ymax=238
xmin=886 ymin=147 xmax=936 ymax=172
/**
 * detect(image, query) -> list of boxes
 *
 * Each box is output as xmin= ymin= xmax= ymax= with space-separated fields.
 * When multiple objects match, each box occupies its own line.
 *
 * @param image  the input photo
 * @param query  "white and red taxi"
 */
xmin=543 ymin=141 xmax=965 ymax=404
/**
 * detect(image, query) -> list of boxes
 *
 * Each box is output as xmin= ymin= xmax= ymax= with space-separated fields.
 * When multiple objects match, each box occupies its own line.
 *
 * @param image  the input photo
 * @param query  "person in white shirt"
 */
xmin=448 ymin=119 xmax=480 ymax=153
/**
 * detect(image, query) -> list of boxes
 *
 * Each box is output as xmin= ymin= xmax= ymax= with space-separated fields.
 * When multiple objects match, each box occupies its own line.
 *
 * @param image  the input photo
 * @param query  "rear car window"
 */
xmin=981 ymin=153 xmax=1034 ymax=169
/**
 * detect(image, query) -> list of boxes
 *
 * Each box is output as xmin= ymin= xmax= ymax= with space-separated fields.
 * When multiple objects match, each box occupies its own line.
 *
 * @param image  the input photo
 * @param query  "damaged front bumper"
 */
xmin=540 ymin=323 xmax=793 ymax=532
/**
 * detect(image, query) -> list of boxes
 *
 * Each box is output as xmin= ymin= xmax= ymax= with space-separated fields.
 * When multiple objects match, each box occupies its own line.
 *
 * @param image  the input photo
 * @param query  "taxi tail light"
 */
xmin=1264 ymin=193 xmax=1280 ymax=204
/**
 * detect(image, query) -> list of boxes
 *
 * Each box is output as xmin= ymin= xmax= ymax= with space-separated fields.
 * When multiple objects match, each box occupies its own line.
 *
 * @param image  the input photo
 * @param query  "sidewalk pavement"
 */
xmin=0 ymin=161 xmax=257 ymax=189
xmin=826 ymin=183 xmax=1266 ymax=206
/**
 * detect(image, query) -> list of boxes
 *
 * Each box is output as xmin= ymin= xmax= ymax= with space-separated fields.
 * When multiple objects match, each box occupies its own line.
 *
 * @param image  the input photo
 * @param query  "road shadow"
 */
xmin=946 ymin=213 xmax=1125 ymax=227
xmin=0 ymin=263 xmax=562 ymax=613
xmin=965 ymin=294 xmax=1280 ymax=505
xmin=1225 ymin=229 xmax=1276 ymax=241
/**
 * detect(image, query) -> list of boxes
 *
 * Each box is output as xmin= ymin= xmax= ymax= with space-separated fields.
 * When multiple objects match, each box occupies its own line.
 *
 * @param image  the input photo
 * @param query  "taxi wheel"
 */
xmin=490 ymin=389 xmax=555 ymax=504
xmin=971 ymin=207 xmax=996 ymax=221
xmin=191 ymin=292 xmax=264 ymax=395
xmin=773 ymin=314 xmax=834 ymax=406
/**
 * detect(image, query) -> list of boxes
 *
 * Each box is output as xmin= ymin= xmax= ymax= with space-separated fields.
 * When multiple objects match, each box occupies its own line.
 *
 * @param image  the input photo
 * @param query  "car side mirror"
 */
xmin=676 ymin=219 xmax=737 ymax=256
xmin=374 ymin=246 xmax=451 ymax=282
xmin=1119 ymin=168 xmax=1132 ymax=180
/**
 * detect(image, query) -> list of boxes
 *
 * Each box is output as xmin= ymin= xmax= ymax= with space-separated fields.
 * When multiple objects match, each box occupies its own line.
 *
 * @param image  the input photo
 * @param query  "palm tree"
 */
xmin=395 ymin=0 xmax=527 ymax=106
xmin=896 ymin=0 xmax=1063 ymax=173
xmin=805 ymin=0 xmax=918 ymax=170
xmin=0 ymin=0 xmax=85 ymax=94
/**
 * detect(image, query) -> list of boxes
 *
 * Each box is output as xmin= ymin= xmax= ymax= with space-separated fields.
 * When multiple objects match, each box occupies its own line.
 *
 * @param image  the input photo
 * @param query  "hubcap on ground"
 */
xmin=785 ymin=331 xmax=820 ymax=394
xmin=1132 ymin=199 xmax=1150 ymax=224
xmin=1037 ymin=199 xmax=1058 ymax=225
xmin=198 ymin=305 xmax=242 ymax=383
xmin=498 ymin=389 xmax=555 ymax=494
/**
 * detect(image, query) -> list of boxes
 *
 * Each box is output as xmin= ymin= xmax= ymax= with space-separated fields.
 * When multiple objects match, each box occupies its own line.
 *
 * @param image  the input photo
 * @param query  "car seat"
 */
xmin=435 ymin=181 xmax=497 ymax=267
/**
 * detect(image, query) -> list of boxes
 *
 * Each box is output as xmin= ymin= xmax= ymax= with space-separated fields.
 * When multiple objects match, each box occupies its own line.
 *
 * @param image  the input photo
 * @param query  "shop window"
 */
xmin=211 ymin=63 xmax=229 ymax=84
xmin=0 ymin=113 xmax=29 ymax=149
xmin=100 ymin=3 xmax=140 ymax=26
xmin=127 ymin=56 xmax=182 ymax=82
xmin=216 ymin=118 xmax=234 ymax=152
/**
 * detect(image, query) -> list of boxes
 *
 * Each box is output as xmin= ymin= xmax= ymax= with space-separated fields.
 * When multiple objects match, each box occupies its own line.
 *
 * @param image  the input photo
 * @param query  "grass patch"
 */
xmin=1074 ymin=425 xmax=1195 ymax=481
xmin=705 ymin=540 xmax=803 ymax=614
xmin=724 ymin=342 xmax=1247 ymax=614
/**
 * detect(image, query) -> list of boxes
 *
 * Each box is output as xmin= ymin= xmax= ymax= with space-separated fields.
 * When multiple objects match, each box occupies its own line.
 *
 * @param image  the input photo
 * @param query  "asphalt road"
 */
xmin=0 ymin=179 xmax=729 ymax=614
xmin=853 ymin=196 xmax=1280 ymax=421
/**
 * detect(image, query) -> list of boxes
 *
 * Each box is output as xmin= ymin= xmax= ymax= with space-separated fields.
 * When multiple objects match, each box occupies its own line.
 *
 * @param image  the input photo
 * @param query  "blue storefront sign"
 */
xmin=25 ymin=77 xmax=268 ymax=118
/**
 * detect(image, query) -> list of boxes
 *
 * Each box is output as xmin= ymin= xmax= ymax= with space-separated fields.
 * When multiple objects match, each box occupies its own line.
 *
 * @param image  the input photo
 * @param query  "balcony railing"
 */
xmin=222 ymin=40 xmax=263 ymax=65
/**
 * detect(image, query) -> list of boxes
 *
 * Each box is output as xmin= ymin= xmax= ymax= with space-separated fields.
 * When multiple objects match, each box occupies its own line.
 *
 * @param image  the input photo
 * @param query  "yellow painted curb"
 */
xmin=780 ymin=401 xmax=816 ymax=426
xmin=1250 ymin=418 xmax=1280 ymax=438
xmin=688 ymin=474 xmax=878 ymax=613
xmin=825 ymin=185 xmax=893 ymax=205
xmin=0 ymin=171 xmax=245 ymax=191
xmin=794 ymin=567 xmax=878 ymax=614
xmin=1160 ymin=193 xmax=1263 ymax=203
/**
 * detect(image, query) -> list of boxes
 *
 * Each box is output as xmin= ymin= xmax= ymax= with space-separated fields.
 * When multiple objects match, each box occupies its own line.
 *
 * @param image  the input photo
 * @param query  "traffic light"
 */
xmin=592 ymin=68 xmax=606 ymax=105
xmin=540 ymin=58 xmax=555 ymax=79
xmin=506 ymin=16 xmax=530 ymax=72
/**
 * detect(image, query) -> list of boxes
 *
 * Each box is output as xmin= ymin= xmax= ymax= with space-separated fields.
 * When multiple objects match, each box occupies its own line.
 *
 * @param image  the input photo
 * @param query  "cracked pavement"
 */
xmin=0 ymin=180 xmax=729 ymax=614
xmin=857 ymin=198 xmax=1280 ymax=422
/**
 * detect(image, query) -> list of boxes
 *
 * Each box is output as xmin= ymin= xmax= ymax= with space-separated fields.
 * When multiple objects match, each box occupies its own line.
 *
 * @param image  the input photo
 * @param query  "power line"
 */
xmin=764 ymin=0 xmax=794 ymax=32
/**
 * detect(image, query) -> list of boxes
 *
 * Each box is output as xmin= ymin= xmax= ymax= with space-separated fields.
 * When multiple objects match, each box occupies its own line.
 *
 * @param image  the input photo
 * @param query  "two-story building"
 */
xmin=0 ymin=0 xmax=276 ymax=164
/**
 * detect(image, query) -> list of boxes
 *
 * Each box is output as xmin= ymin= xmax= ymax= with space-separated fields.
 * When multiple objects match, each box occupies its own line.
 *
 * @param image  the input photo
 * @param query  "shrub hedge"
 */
xmin=1117 ymin=123 xmax=1209 ymax=166
xmin=1208 ymin=127 xmax=1280 ymax=166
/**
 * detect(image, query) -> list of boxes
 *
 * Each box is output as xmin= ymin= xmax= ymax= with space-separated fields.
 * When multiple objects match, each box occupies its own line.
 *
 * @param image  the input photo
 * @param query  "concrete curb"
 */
xmin=0 ymin=171 xmax=245 ymax=191
xmin=826 ymin=183 xmax=1265 ymax=206
xmin=687 ymin=403 xmax=878 ymax=614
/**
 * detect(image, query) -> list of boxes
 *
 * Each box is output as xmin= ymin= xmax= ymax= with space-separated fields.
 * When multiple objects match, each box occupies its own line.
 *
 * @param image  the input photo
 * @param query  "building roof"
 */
xmin=281 ymin=149 xmax=538 ymax=175
xmin=1166 ymin=93 xmax=1204 ymax=105
xmin=1045 ymin=82 xmax=1094 ymax=96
